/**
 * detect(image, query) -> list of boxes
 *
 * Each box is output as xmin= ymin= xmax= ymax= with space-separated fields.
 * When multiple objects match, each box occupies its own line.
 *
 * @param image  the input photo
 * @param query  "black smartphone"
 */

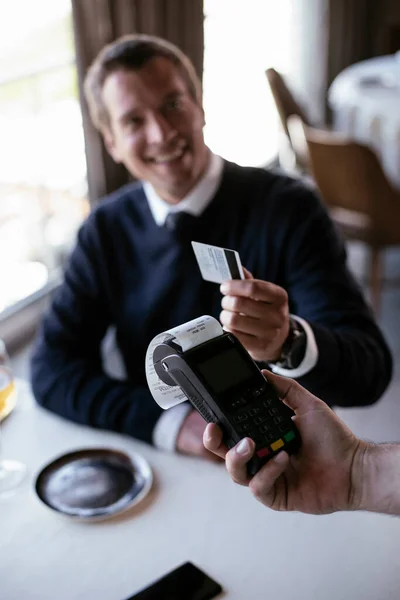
xmin=124 ymin=562 xmax=223 ymax=600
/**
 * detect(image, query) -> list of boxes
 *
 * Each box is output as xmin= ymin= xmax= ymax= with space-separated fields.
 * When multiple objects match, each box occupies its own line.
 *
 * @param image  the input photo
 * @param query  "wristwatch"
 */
xmin=268 ymin=317 xmax=307 ymax=370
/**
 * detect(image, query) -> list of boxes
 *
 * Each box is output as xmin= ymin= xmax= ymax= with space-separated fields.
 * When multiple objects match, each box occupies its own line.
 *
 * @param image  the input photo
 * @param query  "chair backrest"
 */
xmin=265 ymin=68 xmax=309 ymax=138
xmin=286 ymin=114 xmax=310 ymax=170
xmin=303 ymin=124 xmax=400 ymax=245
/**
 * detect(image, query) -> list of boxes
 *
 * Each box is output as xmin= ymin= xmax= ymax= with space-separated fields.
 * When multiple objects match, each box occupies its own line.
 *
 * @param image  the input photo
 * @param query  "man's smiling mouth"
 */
xmin=149 ymin=143 xmax=188 ymax=164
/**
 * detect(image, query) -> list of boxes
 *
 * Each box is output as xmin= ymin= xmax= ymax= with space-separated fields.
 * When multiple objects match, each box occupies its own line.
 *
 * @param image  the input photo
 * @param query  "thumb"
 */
xmin=262 ymin=369 xmax=317 ymax=412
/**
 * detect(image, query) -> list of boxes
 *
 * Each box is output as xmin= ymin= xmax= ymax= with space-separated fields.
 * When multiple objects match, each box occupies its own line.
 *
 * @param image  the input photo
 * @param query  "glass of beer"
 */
xmin=0 ymin=339 xmax=27 ymax=496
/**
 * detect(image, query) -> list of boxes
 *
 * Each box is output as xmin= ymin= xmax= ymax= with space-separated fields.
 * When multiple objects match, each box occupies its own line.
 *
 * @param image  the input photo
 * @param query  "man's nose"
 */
xmin=146 ymin=113 xmax=176 ymax=144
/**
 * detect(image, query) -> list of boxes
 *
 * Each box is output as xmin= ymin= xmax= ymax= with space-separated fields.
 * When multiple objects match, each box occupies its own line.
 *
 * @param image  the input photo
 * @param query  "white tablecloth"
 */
xmin=328 ymin=54 xmax=400 ymax=189
xmin=2 ymin=383 xmax=400 ymax=600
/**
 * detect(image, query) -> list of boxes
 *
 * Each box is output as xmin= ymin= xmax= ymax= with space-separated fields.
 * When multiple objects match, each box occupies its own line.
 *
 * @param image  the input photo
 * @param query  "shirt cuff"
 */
xmin=152 ymin=402 xmax=193 ymax=452
xmin=269 ymin=315 xmax=318 ymax=378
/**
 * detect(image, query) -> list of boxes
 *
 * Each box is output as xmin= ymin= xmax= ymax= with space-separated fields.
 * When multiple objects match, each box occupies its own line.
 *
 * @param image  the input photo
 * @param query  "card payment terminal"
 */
xmin=151 ymin=324 xmax=301 ymax=476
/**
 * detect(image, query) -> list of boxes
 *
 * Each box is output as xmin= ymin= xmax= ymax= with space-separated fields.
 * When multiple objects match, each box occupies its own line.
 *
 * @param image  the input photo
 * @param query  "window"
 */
xmin=0 ymin=0 xmax=88 ymax=316
xmin=203 ymin=0 xmax=295 ymax=167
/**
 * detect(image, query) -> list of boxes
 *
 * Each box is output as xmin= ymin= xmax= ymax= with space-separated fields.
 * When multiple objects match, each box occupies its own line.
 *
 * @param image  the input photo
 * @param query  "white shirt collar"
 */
xmin=143 ymin=153 xmax=224 ymax=226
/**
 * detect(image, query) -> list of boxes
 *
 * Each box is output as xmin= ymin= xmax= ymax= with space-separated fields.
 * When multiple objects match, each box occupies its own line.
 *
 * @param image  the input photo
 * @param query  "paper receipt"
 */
xmin=145 ymin=315 xmax=224 ymax=409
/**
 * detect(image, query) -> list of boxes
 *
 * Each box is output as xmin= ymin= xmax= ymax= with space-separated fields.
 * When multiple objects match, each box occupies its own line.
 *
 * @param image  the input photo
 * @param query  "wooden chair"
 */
xmin=302 ymin=122 xmax=400 ymax=313
xmin=265 ymin=68 xmax=310 ymax=171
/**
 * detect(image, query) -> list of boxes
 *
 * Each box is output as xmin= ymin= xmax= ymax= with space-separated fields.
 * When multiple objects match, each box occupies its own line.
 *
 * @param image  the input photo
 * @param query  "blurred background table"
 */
xmin=328 ymin=53 xmax=400 ymax=190
xmin=2 ymin=382 xmax=400 ymax=600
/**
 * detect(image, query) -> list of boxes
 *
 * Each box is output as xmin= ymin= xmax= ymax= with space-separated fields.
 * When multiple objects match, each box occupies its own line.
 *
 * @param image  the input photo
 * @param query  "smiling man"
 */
xmin=30 ymin=34 xmax=392 ymax=459
xmin=101 ymin=59 xmax=208 ymax=204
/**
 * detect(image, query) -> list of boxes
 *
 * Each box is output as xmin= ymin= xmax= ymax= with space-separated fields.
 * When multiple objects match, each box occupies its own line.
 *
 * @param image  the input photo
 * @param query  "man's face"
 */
xmin=102 ymin=57 xmax=209 ymax=204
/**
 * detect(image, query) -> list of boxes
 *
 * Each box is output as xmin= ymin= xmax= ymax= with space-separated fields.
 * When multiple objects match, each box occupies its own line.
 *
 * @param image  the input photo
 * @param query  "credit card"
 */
xmin=191 ymin=241 xmax=245 ymax=283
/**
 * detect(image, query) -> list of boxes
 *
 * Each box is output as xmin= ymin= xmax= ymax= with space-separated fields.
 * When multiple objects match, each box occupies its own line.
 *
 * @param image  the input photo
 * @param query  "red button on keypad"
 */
xmin=256 ymin=447 xmax=270 ymax=459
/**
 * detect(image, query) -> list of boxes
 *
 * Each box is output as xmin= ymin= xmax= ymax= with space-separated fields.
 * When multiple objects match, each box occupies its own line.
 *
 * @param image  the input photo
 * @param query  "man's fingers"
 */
xmin=203 ymin=423 xmax=227 ymax=459
xmin=249 ymin=451 xmax=290 ymax=504
xmin=262 ymin=370 xmax=320 ymax=412
xmin=220 ymin=278 xmax=287 ymax=304
xmin=262 ymin=370 xmax=296 ymax=400
xmin=221 ymin=295 xmax=283 ymax=324
xmin=220 ymin=310 xmax=280 ymax=338
xmin=204 ymin=448 xmax=225 ymax=463
xmin=225 ymin=438 xmax=255 ymax=486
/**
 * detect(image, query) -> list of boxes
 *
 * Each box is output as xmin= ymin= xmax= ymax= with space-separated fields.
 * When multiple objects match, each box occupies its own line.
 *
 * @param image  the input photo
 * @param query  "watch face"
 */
xmin=290 ymin=333 xmax=307 ymax=368
xmin=271 ymin=318 xmax=306 ymax=369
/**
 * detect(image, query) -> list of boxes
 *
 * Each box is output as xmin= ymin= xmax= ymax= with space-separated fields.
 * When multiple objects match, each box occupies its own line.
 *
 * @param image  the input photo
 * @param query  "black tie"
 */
xmin=164 ymin=211 xmax=198 ymax=240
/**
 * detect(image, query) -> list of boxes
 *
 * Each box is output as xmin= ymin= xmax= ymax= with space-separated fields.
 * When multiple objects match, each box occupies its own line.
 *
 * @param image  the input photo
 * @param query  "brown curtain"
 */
xmin=326 ymin=0 xmax=378 ymax=93
xmin=71 ymin=0 xmax=204 ymax=204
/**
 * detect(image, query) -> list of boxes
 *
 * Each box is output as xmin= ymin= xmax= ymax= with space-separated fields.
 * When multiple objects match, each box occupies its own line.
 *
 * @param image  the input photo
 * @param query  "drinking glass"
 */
xmin=0 ymin=339 xmax=27 ymax=496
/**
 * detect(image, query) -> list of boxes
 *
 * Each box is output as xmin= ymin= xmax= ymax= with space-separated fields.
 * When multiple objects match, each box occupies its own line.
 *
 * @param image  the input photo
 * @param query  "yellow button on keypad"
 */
xmin=271 ymin=439 xmax=284 ymax=452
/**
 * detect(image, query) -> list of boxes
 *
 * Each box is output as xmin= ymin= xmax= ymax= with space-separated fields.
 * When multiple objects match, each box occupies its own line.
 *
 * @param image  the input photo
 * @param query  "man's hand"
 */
xmin=203 ymin=370 xmax=365 ymax=514
xmin=176 ymin=409 xmax=222 ymax=461
xmin=219 ymin=269 xmax=290 ymax=362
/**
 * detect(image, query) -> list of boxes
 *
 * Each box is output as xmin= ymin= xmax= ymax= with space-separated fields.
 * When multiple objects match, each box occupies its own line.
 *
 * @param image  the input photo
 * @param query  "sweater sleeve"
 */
xmin=276 ymin=182 xmax=393 ymax=407
xmin=30 ymin=214 xmax=163 ymax=444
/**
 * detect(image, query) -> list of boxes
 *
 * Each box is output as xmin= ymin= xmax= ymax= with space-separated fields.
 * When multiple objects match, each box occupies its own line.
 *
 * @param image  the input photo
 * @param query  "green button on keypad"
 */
xmin=284 ymin=431 xmax=295 ymax=442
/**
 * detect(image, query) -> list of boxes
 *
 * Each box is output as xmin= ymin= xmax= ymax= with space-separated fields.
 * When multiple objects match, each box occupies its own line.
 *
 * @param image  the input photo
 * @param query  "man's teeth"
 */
xmin=153 ymin=147 xmax=185 ymax=163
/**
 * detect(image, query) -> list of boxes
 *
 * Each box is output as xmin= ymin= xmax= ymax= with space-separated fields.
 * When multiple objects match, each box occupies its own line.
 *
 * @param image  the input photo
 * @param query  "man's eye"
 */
xmin=127 ymin=117 xmax=142 ymax=129
xmin=165 ymin=98 xmax=182 ymax=112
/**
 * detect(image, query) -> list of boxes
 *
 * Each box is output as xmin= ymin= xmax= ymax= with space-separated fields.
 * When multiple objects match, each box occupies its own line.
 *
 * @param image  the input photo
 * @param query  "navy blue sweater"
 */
xmin=31 ymin=161 xmax=392 ymax=443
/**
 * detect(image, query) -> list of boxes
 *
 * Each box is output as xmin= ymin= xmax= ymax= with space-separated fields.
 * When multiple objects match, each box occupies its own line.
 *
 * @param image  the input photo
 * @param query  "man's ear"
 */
xmin=103 ymin=129 xmax=121 ymax=164
xmin=200 ymin=105 xmax=206 ymax=127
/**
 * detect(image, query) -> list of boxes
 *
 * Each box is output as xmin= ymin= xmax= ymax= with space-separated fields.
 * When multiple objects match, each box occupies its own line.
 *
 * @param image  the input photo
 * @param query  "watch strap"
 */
xmin=269 ymin=317 xmax=307 ymax=370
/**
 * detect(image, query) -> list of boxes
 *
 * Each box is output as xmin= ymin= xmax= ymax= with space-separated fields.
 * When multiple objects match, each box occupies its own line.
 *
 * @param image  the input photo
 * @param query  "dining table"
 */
xmin=2 ymin=380 xmax=400 ymax=600
xmin=328 ymin=53 xmax=400 ymax=190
